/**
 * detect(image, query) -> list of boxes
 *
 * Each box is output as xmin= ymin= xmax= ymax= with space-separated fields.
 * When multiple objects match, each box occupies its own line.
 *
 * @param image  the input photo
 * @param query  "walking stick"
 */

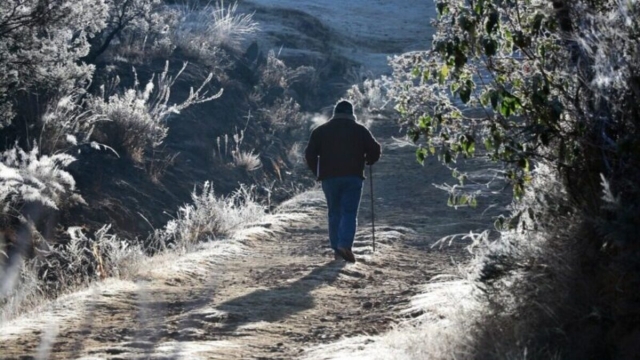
xmin=369 ymin=165 xmax=376 ymax=253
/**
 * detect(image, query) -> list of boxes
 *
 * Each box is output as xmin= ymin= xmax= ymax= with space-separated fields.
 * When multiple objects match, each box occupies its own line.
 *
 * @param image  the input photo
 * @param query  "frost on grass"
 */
xmin=0 ymin=146 xmax=83 ymax=213
xmin=345 ymin=74 xmax=392 ymax=114
xmin=214 ymin=128 xmax=262 ymax=171
xmin=172 ymin=0 xmax=259 ymax=62
xmin=0 ymin=225 xmax=143 ymax=322
xmin=38 ymin=88 xmax=102 ymax=154
xmin=151 ymin=181 xmax=267 ymax=251
xmin=304 ymin=279 xmax=479 ymax=360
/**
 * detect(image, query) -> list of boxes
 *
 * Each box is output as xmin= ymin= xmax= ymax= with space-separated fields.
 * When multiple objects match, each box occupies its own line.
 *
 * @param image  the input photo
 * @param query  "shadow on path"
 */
xmin=215 ymin=261 xmax=346 ymax=333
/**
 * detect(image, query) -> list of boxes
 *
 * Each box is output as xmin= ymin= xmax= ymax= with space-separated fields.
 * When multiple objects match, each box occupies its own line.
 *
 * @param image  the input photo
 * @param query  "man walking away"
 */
xmin=304 ymin=100 xmax=381 ymax=263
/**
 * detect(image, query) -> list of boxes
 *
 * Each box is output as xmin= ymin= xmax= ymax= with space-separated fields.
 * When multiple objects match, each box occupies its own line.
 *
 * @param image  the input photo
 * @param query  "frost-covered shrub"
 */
xmin=0 ymin=256 xmax=42 ymax=322
xmin=89 ymin=61 xmax=222 ymax=161
xmin=258 ymin=51 xmax=315 ymax=92
xmin=173 ymin=1 xmax=259 ymax=52
xmin=232 ymin=150 xmax=262 ymax=171
xmin=57 ymin=225 xmax=144 ymax=281
xmin=151 ymin=182 xmax=266 ymax=250
xmin=171 ymin=0 xmax=258 ymax=73
xmin=38 ymin=90 xmax=102 ymax=154
xmin=261 ymin=97 xmax=303 ymax=131
xmin=214 ymin=128 xmax=262 ymax=171
xmin=346 ymin=77 xmax=392 ymax=113
xmin=0 ymin=225 xmax=143 ymax=321
xmin=0 ymin=0 xmax=108 ymax=124
xmin=85 ymin=0 xmax=173 ymax=63
xmin=0 ymin=146 xmax=83 ymax=215
xmin=392 ymin=0 xmax=640 ymax=356
xmin=102 ymin=4 xmax=179 ymax=64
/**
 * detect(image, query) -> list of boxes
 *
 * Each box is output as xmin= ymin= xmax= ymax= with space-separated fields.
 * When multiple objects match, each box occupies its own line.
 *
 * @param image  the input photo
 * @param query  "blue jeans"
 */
xmin=321 ymin=176 xmax=364 ymax=251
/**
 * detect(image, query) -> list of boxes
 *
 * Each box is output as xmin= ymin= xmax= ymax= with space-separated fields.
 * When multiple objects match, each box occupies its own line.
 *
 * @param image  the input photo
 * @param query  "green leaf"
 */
xmin=484 ymin=137 xmax=494 ymax=151
xmin=439 ymin=64 xmax=450 ymax=84
xmin=514 ymin=182 xmax=525 ymax=199
xmin=458 ymin=14 xmax=474 ymax=32
xmin=532 ymin=12 xmax=545 ymax=33
xmin=485 ymin=11 xmax=499 ymax=34
xmin=408 ymin=128 xmax=420 ymax=143
xmin=460 ymin=86 xmax=472 ymax=104
xmin=459 ymin=195 xmax=469 ymax=206
xmin=450 ymin=82 xmax=461 ymax=94
xmin=502 ymin=29 xmax=514 ymax=53
xmin=444 ymin=151 xmax=453 ymax=164
xmin=513 ymin=31 xmax=531 ymax=49
xmin=416 ymin=147 xmax=429 ymax=165
xmin=423 ymin=70 xmax=431 ymax=82
xmin=474 ymin=0 xmax=485 ymax=15
xmin=518 ymin=157 xmax=530 ymax=172
xmin=436 ymin=2 xmax=449 ymax=17
xmin=499 ymin=91 xmax=522 ymax=117
xmin=490 ymin=90 xmax=500 ymax=109
xmin=480 ymin=90 xmax=491 ymax=107
xmin=482 ymin=37 xmax=498 ymax=56
xmin=468 ymin=141 xmax=476 ymax=155
xmin=454 ymin=50 xmax=468 ymax=69
xmin=459 ymin=79 xmax=475 ymax=104
xmin=418 ymin=115 xmax=432 ymax=130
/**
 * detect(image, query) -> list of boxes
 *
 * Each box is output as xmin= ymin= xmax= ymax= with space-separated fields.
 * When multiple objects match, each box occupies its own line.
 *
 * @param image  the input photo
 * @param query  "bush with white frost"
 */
xmin=0 ymin=225 xmax=143 ymax=321
xmin=89 ymin=61 xmax=223 ymax=161
xmin=0 ymin=146 xmax=83 ymax=215
xmin=0 ymin=0 xmax=108 ymax=124
xmin=152 ymin=181 xmax=266 ymax=250
xmin=346 ymin=77 xmax=392 ymax=114
xmin=390 ymin=0 xmax=640 ymax=356
xmin=261 ymin=97 xmax=303 ymax=131
xmin=172 ymin=0 xmax=258 ymax=67
xmin=85 ymin=0 xmax=173 ymax=63
xmin=38 ymin=89 xmax=103 ymax=154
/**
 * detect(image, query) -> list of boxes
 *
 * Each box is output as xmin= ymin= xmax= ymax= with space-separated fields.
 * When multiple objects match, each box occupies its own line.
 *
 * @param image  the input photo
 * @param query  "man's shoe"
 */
xmin=337 ymin=247 xmax=356 ymax=263
xmin=333 ymin=252 xmax=342 ymax=261
xmin=346 ymin=248 xmax=357 ymax=263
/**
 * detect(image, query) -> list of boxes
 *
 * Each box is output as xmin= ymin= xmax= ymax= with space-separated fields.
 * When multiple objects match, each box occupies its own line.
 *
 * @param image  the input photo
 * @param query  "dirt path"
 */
xmin=0 ymin=118 xmax=503 ymax=359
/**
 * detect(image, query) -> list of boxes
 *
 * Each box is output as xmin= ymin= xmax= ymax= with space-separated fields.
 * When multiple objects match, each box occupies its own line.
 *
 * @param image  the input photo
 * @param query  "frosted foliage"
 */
xmin=64 ymin=225 xmax=143 ymax=279
xmin=0 ymin=146 xmax=82 ymax=212
xmin=98 ymin=0 xmax=176 ymax=61
xmin=173 ymin=0 xmax=258 ymax=54
xmin=232 ymin=150 xmax=262 ymax=171
xmin=578 ymin=1 xmax=640 ymax=93
xmin=88 ymin=61 xmax=222 ymax=158
xmin=263 ymin=97 xmax=302 ymax=129
xmin=346 ymin=77 xmax=391 ymax=113
xmin=39 ymin=89 xmax=102 ymax=154
xmin=0 ymin=225 xmax=143 ymax=321
xmin=0 ymin=0 xmax=109 ymax=125
xmin=153 ymin=182 xmax=265 ymax=249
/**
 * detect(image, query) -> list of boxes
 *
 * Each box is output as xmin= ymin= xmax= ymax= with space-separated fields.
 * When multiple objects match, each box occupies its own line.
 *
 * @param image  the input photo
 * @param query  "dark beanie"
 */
xmin=334 ymin=100 xmax=354 ymax=115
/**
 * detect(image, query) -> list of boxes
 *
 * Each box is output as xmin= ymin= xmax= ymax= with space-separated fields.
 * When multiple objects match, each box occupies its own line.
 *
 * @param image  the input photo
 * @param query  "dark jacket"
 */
xmin=304 ymin=114 xmax=381 ymax=180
